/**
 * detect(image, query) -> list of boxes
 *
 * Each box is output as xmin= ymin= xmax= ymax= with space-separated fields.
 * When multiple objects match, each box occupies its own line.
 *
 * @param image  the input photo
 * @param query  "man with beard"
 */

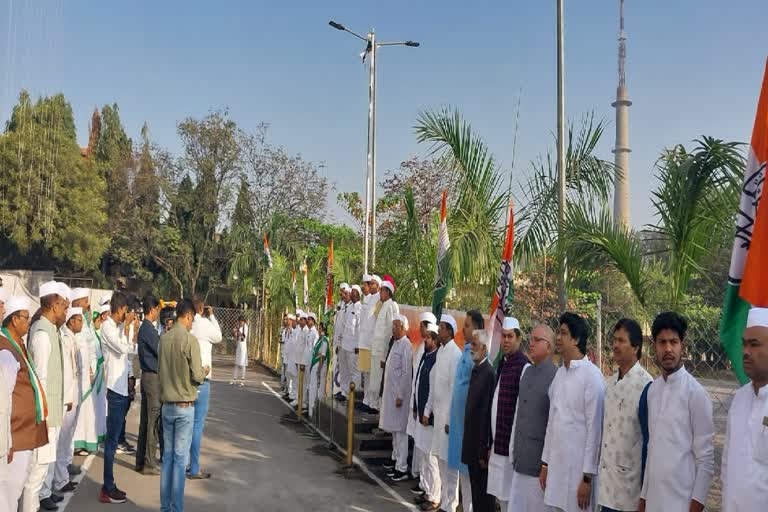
xmin=639 ymin=312 xmax=714 ymax=512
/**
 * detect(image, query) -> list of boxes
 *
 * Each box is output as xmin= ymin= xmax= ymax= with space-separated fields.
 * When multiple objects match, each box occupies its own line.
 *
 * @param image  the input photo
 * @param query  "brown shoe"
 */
xmin=142 ymin=466 xmax=161 ymax=476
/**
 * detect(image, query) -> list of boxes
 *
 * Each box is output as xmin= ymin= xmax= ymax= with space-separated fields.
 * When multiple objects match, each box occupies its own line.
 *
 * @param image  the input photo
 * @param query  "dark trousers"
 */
xmin=136 ymin=371 xmax=163 ymax=469
xmin=103 ymin=389 xmax=130 ymax=492
xmin=468 ymin=463 xmax=495 ymax=512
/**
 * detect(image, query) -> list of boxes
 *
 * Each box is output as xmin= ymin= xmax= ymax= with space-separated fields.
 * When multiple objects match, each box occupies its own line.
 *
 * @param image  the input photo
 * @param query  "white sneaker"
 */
xmin=229 ymin=381 xmax=235 ymax=385
xmin=239 ymin=382 xmax=245 ymax=387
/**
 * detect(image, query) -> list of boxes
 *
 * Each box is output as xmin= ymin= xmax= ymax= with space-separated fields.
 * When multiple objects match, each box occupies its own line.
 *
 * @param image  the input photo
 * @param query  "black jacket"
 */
xmin=413 ymin=347 xmax=439 ymax=424
xmin=138 ymin=319 xmax=160 ymax=373
xmin=461 ymin=358 xmax=496 ymax=466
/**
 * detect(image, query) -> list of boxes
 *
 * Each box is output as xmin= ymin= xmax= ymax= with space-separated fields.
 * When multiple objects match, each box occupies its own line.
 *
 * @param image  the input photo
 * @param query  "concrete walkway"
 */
xmin=63 ymin=356 xmax=414 ymax=512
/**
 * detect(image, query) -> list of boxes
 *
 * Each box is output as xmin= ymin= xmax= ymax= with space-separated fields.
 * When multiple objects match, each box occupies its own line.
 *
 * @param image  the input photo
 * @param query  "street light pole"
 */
xmin=556 ymin=0 xmax=568 ymax=311
xmin=367 ymin=30 xmax=378 ymax=271
xmin=328 ymin=20 xmax=419 ymax=274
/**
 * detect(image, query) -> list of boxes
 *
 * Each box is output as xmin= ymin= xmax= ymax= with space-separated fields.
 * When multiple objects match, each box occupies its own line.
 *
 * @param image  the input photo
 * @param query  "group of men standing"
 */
xmin=0 ymin=284 xmax=225 ymax=512
xmin=278 ymin=272 xmax=768 ymax=512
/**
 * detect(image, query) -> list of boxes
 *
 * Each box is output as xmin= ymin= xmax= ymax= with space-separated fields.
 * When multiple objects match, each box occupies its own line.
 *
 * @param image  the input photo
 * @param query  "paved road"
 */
xmin=64 ymin=357 xmax=413 ymax=512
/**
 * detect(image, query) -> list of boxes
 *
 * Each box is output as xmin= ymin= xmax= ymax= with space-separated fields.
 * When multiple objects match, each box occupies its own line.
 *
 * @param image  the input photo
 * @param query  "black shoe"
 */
xmin=39 ymin=497 xmax=59 ymax=510
xmin=187 ymin=471 xmax=212 ymax=480
xmin=382 ymin=461 xmax=395 ymax=470
xmin=390 ymin=470 xmax=409 ymax=482
xmin=116 ymin=442 xmax=136 ymax=455
xmin=368 ymin=408 xmax=379 ymax=415
xmin=99 ymin=487 xmax=127 ymax=504
xmin=67 ymin=464 xmax=82 ymax=475
xmin=57 ymin=481 xmax=78 ymax=493
xmin=420 ymin=501 xmax=440 ymax=511
xmin=50 ymin=494 xmax=64 ymax=503
xmin=415 ymin=495 xmax=428 ymax=505
xmin=410 ymin=485 xmax=425 ymax=496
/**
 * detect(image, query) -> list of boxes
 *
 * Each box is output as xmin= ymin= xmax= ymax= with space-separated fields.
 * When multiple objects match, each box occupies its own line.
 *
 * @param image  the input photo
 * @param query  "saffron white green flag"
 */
xmin=432 ymin=190 xmax=451 ymax=320
xmin=720 ymin=59 xmax=768 ymax=384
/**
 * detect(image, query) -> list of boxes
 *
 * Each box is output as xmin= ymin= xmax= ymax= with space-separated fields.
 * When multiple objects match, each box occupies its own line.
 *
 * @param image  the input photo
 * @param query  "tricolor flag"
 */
xmin=489 ymin=200 xmax=515 ymax=361
xmin=431 ymin=190 xmax=451 ymax=319
xmin=263 ymin=232 xmax=273 ymax=269
xmin=291 ymin=270 xmax=298 ymax=309
xmin=720 ymin=59 xmax=768 ymax=385
xmin=302 ymin=256 xmax=309 ymax=308
xmin=325 ymin=240 xmax=335 ymax=318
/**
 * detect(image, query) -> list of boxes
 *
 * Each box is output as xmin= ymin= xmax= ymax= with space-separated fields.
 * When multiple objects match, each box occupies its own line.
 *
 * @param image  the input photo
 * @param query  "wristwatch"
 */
xmin=582 ymin=474 xmax=593 ymax=484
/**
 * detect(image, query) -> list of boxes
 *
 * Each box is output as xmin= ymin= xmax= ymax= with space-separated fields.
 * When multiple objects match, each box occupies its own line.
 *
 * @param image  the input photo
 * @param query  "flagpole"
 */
xmin=369 ymin=30 xmax=379 ymax=270
xmin=556 ymin=0 xmax=568 ymax=311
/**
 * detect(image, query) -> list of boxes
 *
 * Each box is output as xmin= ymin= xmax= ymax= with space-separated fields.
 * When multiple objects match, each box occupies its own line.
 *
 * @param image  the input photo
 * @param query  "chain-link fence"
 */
xmin=212 ymin=306 xmax=283 ymax=372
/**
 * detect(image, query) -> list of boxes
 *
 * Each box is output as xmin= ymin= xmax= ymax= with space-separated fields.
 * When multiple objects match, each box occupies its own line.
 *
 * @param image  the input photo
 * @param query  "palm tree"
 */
xmin=415 ymin=108 xmax=508 ymax=286
xmin=563 ymin=137 xmax=744 ymax=307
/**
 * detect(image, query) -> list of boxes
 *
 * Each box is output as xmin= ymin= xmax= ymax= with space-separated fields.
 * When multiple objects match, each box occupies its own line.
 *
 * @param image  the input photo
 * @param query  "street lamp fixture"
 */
xmin=328 ymin=20 xmax=420 ymax=273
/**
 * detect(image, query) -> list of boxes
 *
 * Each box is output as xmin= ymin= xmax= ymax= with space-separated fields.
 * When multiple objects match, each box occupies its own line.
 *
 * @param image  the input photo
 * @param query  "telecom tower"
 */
xmin=612 ymin=0 xmax=632 ymax=228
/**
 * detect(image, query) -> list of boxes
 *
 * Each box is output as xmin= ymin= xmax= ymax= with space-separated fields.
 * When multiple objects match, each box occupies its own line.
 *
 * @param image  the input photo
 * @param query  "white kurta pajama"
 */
xmin=0 ymin=349 xmax=18 ymax=511
xmin=640 ymin=367 xmax=714 ymax=512
xmin=339 ymin=301 xmax=361 ymax=397
xmin=332 ymin=301 xmax=348 ymax=395
xmin=407 ymin=341 xmax=425 ymax=477
xmin=368 ymin=298 xmax=399 ymax=411
xmin=54 ymin=327 xmax=81 ymax=491
xmin=308 ymin=335 xmax=328 ymax=418
xmin=302 ymin=326 xmax=316 ymax=408
xmin=74 ymin=320 xmax=103 ymax=452
xmin=597 ymin=362 xmax=652 ymax=511
xmin=286 ymin=327 xmax=301 ymax=401
xmin=721 ymin=381 xmax=768 ymax=512
xmin=541 ymin=356 xmax=605 ymax=512
xmin=425 ymin=340 xmax=462 ymax=512
xmin=379 ymin=335 xmax=413 ymax=473
xmin=359 ymin=292 xmax=379 ymax=400
xmin=414 ymin=348 xmax=441 ymax=504
xmin=233 ymin=324 xmax=249 ymax=381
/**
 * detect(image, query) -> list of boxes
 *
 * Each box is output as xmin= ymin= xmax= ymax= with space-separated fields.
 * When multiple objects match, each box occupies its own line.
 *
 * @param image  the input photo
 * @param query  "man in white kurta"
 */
xmin=333 ymin=284 xmax=350 ymax=395
xmin=304 ymin=314 xmax=320 ymax=412
xmin=596 ymin=318 xmax=652 ymax=512
xmin=425 ymin=315 xmax=462 ymax=512
xmin=283 ymin=315 xmax=298 ymax=399
xmin=54 ymin=308 xmax=84 ymax=494
xmin=338 ymin=286 xmax=361 ymax=400
xmin=25 ymin=281 xmax=69 ymax=512
xmin=379 ymin=315 xmax=413 ymax=480
xmin=721 ymin=307 xmax=768 ymax=512
xmin=73 ymin=293 xmax=102 ymax=454
xmin=0 ymin=340 xmax=15 ymax=508
xmin=359 ymin=277 xmax=381 ymax=411
xmin=231 ymin=316 xmax=249 ymax=385
xmin=368 ymin=280 xmax=399 ymax=413
xmin=413 ymin=323 xmax=441 ymax=508
xmin=541 ymin=313 xmax=605 ymax=512
xmin=640 ymin=312 xmax=714 ymax=512
xmin=408 ymin=312 xmax=436 ymax=483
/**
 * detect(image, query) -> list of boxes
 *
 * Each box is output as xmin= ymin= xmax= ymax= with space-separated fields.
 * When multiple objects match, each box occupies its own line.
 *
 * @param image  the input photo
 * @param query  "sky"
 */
xmin=0 ymin=0 xmax=765 ymax=228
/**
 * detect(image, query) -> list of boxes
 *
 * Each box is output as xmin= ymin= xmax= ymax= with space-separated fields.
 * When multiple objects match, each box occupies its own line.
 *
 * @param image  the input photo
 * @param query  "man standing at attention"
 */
xmin=408 ymin=312 xmax=436 ymax=484
xmin=639 ymin=312 xmax=714 ymax=512
xmin=337 ymin=285 xmax=361 ymax=402
xmin=0 ymin=296 xmax=48 ymax=511
xmin=487 ymin=317 xmax=529 ymax=508
xmin=425 ymin=314 xmax=462 ymax=512
xmin=159 ymin=299 xmax=205 ymax=512
xmin=26 ymin=282 xmax=68 ymax=511
xmin=447 ymin=310 xmax=487 ymax=512
xmin=540 ymin=312 xmax=605 ymax=512
xmin=358 ymin=275 xmax=381 ymax=413
xmin=333 ymin=284 xmax=351 ymax=398
xmin=368 ymin=278 xmax=399 ymax=414
xmin=721 ymin=307 xmax=768 ymax=511
xmin=136 ymin=294 xmax=162 ymax=475
xmin=413 ymin=323 xmax=441 ymax=510
xmin=597 ymin=318 xmax=652 ymax=512
xmin=380 ymin=314 xmax=413 ymax=482
xmin=508 ymin=324 xmax=557 ymax=512
xmin=187 ymin=298 xmax=220 ymax=480
xmin=99 ymin=291 xmax=136 ymax=504
xmin=462 ymin=330 xmax=497 ymax=512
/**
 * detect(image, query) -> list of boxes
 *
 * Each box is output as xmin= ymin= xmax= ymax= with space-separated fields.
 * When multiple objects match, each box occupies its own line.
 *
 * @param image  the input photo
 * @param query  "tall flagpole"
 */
xmin=556 ymin=0 xmax=568 ymax=311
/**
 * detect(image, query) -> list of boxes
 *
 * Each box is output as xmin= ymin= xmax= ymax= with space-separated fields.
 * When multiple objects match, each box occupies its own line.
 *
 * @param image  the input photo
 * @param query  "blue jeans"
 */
xmin=161 ymin=403 xmax=195 ymax=512
xmin=103 ymin=389 xmax=130 ymax=492
xmin=188 ymin=380 xmax=210 ymax=475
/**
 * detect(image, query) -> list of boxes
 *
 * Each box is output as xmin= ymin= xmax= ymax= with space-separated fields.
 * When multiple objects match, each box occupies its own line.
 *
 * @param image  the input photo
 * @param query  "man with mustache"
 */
xmin=597 ymin=318 xmax=652 ymax=512
xmin=720 ymin=307 xmax=768 ymax=511
xmin=639 ymin=312 xmax=714 ymax=512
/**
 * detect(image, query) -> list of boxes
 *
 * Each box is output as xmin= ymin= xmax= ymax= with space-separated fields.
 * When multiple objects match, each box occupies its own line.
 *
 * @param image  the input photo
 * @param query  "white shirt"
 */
xmin=0 ymin=349 xmax=19 ymax=457
xmin=542 ymin=356 xmax=605 ymax=512
xmin=597 ymin=362 xmax=653 ymax=511
xmin=333 ymin=301 xmax=348 ymax=348
xmin=191 ymin=314 xmax=222 ymax=379
xmin=101 ymin=317 xmax=133 ymax=396
xmin=60 ymin=326 xmax=79 ymax=406
xmin=304 ymin=326 xmax=318 ymax=367
xmin=28 ymin=328 xmax=52 ymax=393
xmin=640 ymin=366 xmax=714 ymax=511
xmin=371 ymin=298 xmax=399 ymax=357
xmin=721 ymin=381 xmax=768 ymax=512
xmin=425 ymin=341 xmax=462 ymax=460
xmin=358 ymin=293 xmax=379 ymax=350
xmin=341 ymin=301 xmax=361 ymax=352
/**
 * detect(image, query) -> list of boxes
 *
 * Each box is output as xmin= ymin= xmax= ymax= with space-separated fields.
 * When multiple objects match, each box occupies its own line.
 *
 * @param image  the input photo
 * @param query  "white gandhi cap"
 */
xmin=66 ymin=307 xmax=83 ymax=323
xmin=746 ymin=307 xmax=768 ymax=328
xmin=3 ymin=296 xmax=34 ymax=322
xmin=502 ymin=317 xmax=520 ymax=331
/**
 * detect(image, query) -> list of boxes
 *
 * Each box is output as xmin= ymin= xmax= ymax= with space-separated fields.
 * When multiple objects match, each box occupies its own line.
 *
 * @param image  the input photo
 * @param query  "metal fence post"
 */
xmin=345 ymin=382 xmax=356 ymax=467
